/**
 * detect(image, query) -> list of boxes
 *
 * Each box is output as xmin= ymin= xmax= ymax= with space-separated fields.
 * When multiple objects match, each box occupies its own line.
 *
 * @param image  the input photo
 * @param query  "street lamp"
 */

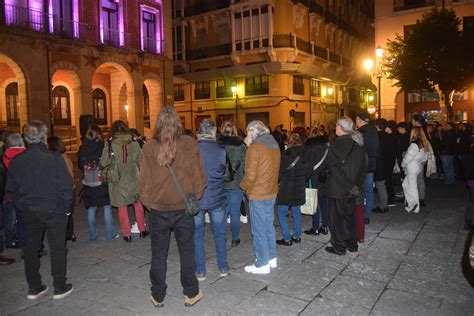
xmin=231 ymin=84 xmax=238 ymax=125
xmin=363 ymin=45 xmax=384 ymax=119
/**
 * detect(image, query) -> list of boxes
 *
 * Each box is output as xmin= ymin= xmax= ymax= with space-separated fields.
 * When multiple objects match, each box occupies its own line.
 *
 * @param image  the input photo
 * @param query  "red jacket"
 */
xmin=3 ymin=147 xmax=26 ymax=169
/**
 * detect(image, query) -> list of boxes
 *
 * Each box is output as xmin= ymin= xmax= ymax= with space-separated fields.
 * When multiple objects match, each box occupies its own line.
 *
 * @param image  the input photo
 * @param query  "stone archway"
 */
xmin=0 ymin=53 xmax=28 ymax=130
xmin=143 ymin=76 xmax=162 ymax=138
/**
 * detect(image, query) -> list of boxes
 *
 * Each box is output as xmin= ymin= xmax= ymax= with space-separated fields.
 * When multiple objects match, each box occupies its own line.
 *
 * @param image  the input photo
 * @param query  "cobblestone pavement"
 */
xmin=1 ymin=180 xmax=473 ymax=315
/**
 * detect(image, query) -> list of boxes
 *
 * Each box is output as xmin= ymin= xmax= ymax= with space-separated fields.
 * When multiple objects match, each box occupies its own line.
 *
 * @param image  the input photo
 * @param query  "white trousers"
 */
xmin=402 ymin=164 xmax=422 ymax=209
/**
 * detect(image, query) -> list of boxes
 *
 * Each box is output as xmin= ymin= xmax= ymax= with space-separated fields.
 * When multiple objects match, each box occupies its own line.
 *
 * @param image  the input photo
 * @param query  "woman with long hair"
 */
xmin=139 ymin=107 xmax=206 ymax=307
xmin=401 ymin=127 xmax=429 ymax=213
xmin=218 ymin=120 xmax=247 ymax=246
xmin=78 ymin=126 xmax=118 ymax=241
xmin=276 ymin=133 xmax=308 ymax=246
xmin=100 ymin=120 xmax=147 ymax=242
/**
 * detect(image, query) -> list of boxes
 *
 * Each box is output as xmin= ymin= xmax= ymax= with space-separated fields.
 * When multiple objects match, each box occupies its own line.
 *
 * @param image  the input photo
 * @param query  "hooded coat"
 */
xmin=100 ymin=133 xmax=141 ymax=207
xmin=218 ymin=135 xmax=247 ymax=190
xmin=78 ymin=138 xmax=110 ymax=208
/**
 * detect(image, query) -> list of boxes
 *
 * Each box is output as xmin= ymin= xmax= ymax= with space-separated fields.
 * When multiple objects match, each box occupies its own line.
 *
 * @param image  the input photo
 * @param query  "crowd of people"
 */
xmin=0 ymin=107 xmax=473 ymax=307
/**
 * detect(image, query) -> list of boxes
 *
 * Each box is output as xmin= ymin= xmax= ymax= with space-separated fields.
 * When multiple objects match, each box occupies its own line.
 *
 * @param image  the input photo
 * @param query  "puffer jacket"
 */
xmin=218 ymin=135 xmax=247 ymax=190
xmin=100 ymin=133 xmax=141 ymax=207
xmin=240 ymin=134 xmax=281 ymax=200
xmin=198 ymin=138 xmax=227 ymax=210
xmin=277 ymin=145 xmax=308 ymax=206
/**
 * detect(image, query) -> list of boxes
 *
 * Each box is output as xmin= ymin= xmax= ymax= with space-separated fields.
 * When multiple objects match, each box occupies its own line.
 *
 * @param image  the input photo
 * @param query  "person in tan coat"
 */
xmin=139 ymin=107 xmax=206 ymax=308
xmin=240 ymin=120 xmax=281 ymax=275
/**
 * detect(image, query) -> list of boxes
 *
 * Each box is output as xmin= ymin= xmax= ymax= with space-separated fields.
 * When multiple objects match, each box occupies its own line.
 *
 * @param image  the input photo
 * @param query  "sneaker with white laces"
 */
xmin=268 ymin=258 xmax=277 ymax=268
xmin=244 ymin=264 xmax=270 ymax=274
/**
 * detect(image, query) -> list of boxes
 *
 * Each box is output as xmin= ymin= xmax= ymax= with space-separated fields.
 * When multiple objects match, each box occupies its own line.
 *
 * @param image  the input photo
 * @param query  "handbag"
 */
xmin=300 ymin=180 xmax=318 ymax=215
xmin=168 ymin=164 xmax=200 ymax=216
xmin=102 ymin=140 xmax=120 ymax=183
xmin=279 ymin=155 xmax=301 ymax=185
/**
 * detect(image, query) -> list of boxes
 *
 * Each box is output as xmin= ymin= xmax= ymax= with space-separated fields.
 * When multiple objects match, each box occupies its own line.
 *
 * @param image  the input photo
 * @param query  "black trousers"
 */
xmin=328 ymin=197 xmax=357 ymax=253
xmin=386 ymin=174 xmax=395 ymax=204
xmin=149 ymin=210 xmax=199 ymax=301
xmin=23 ymin=210 xmax=68 ymax=290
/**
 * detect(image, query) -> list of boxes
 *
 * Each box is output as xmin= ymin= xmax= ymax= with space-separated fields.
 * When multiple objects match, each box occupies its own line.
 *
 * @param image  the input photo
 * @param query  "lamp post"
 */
xmin=363 ymin=45 xmax=384 ymax=119
xmin=231 ymin=84 xmax=238 ymax=126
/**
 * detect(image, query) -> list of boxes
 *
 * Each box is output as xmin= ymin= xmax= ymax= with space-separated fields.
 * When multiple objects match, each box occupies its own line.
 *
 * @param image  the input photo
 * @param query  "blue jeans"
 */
xmin=277 ymin=205 xmax=301 ymax=240
xmin=194 ymin=206 xmax=229 ymax=275
xmin=312 ymin=193 xmax=329 ymax=229
xmin=364 ymin=173 xmax=374 ymax=220
xmin=3 ymin=201 xmax=25 ymax=246
xmin=226 ymin=189 xmax=244 ymax=241
xmin=87 ymin=205 xmax=117 ymax=240
xmin=249 ymin=198 xmax=277 ymax=267
xmin=440 ymin=155 xmax=455 ymax=184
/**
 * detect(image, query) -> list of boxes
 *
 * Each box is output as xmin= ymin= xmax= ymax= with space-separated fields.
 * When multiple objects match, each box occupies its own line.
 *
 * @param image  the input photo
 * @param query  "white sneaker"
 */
xmin=130 ymin=222 xmax=140 ymax=234
xmin=268 ymin=258 xmax=277 ymax=268
xmin=205 ymin=213 xmax=210 ymax=223
xmin=227 ymin=217 xmax=231 ymax=224
xmin=244 ymin=264 xmax=270 ymax=274
xmin=240 ymin=215 xmax=248 ymax=223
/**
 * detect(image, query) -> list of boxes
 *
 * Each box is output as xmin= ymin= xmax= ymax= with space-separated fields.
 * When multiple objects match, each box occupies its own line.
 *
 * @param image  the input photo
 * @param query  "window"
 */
xmin=174 ymin=84 xmax=185 ymax=101
xmin=234 ymin=6 xmax=270 ymax=51
xmin=52 ymin=0 xmax=74 ymax=37
xmin=5 ymin=83 xmax=20 ymax=126
xmin=52 ymin=85 xmax=71 ymax=125
xmin=195 ymin=81 xmax=210 ymax=99
xmin=101 ymin=0 xmax=119 ymax=46
xmin=142 ymin=11 xmax=156 ymax=53
xmin=245 ymin=75 xmax=269 ymax=95
xmin=407 ymin=89 xmax=440 ymax=103
xmin=293 ymin=76 xmax=304 ymax=95
xmin=92 ymin=88 xmax=107 ymax=125
xmin=216 ymin=80 xmax=234 ymax=98
xmin=310 ymin=79 xmax=321 ymax=97
xmin=173 ymin=26 xmax=183 ymax=61
xmin=143 ymin=85 xmax=150 ymax=128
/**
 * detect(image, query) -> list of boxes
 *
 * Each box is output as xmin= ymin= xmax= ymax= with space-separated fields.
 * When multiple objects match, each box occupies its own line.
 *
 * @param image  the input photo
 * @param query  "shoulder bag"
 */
xmin=279 ymin=155 xmax=301 ymax=185
xmin=168 ymin=164 xmax=200 ymax=216
xmin=102 ymin=140 xmax=120 ymax=183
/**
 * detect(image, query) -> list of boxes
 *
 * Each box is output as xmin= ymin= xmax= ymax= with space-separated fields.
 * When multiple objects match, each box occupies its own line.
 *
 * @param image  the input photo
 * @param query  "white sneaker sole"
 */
xmin=269 ymin=259 xmax=277 ymax=268
xmin=53 ymin=287 xmax=73 ymax=300
xmin=27 ymin=286 xmax=48 ymax=300
xmin=244 ymin=265 xmax=270 ymax=274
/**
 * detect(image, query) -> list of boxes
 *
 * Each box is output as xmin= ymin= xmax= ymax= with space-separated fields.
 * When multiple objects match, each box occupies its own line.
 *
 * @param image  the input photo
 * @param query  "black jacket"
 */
xmin=277 ymin=145 xmax=308 ymax=206
xmin=305 ymin=136 xmax=329 ymax=195
xmin=441 ymin=129 xmax=456 ymax=156
xmin=358 ymin=124 xmax=379 ymax=172
xmin=457 ymin=130 xmax=471 ymax=156
xmin=374 ymin=131 xmax=397 ymax=181
xmin=77 ymin=138 xmax=110 ymax=208
xmin=218 ymin=135 xmax=247 ymax=190
xmin=6 ymin=143 xmax=73 ymax=213
xmin=326 ymin=135 xmax=366 ymax=199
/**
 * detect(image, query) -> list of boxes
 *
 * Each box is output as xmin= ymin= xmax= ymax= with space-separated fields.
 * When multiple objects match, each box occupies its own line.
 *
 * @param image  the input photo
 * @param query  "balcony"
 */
xmin=291 ymin=0 xmax=324 ymax=17
xmin=100 ymin=27 xmax=132 ymax=49
xmin=186 ymin=43 xmax=231 ymax=61
xmin=141 ymin=37 xmax=165 ymax=54
xmin=184 ymin=0 xmax=230 ymax=17
xmin=1 ymin=3 xmax=90 ymax=40
xmin=272 ymin=34 xmax=351 ymax=68
xmin=394 ymin=0 xmax=435 ymax=12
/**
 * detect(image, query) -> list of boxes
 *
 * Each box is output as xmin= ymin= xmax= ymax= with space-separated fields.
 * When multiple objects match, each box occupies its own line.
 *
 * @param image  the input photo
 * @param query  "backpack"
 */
xmin=83 ymin=161 xmax=103 ymax=187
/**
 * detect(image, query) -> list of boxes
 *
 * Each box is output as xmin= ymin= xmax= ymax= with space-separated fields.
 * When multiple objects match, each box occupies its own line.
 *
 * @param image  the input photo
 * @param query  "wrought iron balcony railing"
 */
xmin=186 ymin=43 xmax=231 ymax=61
xmin=393 ymin=0 xmax=435 ymax=12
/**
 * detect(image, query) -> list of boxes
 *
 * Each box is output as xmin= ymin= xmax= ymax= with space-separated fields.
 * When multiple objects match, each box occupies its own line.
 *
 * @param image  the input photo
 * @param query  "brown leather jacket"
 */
xmin=139 ymin=135 xmax=207 ymax=211
xmin=240 ymin=134 xmax=281 ymax=200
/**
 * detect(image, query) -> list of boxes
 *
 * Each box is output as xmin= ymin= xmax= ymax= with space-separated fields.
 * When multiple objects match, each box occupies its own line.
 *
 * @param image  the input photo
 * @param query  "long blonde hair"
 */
xmin=410 ymin=127 xmax=429 ymax=151
xmin=153 ymin=107 xmax=184 ymax=166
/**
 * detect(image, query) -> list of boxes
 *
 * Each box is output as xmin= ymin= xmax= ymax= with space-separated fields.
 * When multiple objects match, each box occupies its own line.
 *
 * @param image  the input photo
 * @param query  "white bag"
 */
xmin=300 ymin=187 xmax=318 ymax=215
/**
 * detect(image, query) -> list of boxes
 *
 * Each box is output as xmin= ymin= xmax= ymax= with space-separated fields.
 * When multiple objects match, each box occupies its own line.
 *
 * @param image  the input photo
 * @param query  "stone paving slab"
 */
xmin=235 ymin=290 xmax=308 ymax=315
xmin=320 ymin=275 xmax=386 ymax=309
xmin=341 ymin=255 xmax=402 ymax=283
xmin=301 ymin=297 xmax=370 ymax=316
xmin=371 ymin=289 xmax=443 ymax=315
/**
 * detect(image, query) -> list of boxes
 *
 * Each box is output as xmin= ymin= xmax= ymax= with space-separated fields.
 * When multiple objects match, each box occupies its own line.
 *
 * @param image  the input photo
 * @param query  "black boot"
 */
xmin=123 ymin=236 xmax=132 ymax=243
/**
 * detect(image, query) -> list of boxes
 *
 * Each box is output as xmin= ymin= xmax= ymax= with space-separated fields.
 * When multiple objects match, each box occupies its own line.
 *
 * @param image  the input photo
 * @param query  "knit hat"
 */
xmin=357 ymin=112 xmax=370 ymax=123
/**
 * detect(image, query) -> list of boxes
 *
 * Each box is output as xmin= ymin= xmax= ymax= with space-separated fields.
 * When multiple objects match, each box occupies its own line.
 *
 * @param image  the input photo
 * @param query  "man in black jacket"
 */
xmin=325 ymin=117 xmax=366 ymax=255
xmin=355 ymin=112 xmax=378 ymax=224
xmin=6 ymin=121 xmax=74 ymax=300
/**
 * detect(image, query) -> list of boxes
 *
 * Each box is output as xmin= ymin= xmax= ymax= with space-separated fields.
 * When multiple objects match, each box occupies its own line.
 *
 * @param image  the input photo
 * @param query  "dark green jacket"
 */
xmin=218 ymin=135 xmax=246 ymax=190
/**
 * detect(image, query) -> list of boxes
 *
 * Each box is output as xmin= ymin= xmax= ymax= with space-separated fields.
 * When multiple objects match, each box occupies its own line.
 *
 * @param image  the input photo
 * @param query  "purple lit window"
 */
xmin=101 ymin=0 xmax=120 ymax=46
xmin=140 ymin=5 xmax=162 ymax=54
